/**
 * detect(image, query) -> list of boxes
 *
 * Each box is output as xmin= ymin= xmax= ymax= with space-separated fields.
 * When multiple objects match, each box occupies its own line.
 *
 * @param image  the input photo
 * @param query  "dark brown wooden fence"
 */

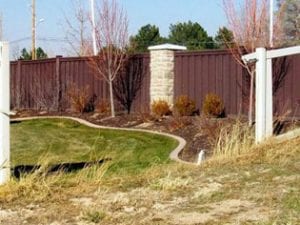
xmin=174 ymin=50 xmax=300 ymax=117
xmin=10 ymin=50 xmax=300 ymax=117
xmin=10 ymin=54 xmax=150 ymax=113
xmin=273 ymin=54 xmax=300 ymax=117
xmin=175 ymin=50 xmax=247 ymax=115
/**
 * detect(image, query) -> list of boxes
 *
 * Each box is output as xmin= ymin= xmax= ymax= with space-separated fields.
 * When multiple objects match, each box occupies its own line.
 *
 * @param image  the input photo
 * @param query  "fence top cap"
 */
xmin=148 ymin=43 xmax=187 ymax=51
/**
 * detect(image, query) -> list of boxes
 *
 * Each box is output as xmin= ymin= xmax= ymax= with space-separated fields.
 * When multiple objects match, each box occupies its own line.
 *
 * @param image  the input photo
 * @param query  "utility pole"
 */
xmin=270 ymin=0 xmax=274 ymax=47
xmin=31 ymin=0 xmax=36 ymax=60
xmin=0 ymin=13 xmax=3 ymax=41
xmin=91 ymin=0 xmax=97 ymax=55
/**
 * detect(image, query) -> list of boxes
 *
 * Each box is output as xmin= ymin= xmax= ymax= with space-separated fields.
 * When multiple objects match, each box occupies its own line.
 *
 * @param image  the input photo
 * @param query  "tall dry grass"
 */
xmin=213 ymin=120 xmax=255 ymax=157
xmin=0 ymin=155 xmax=110 ymax=203
xmin=205 ymin=119 xmax=300 ymax=167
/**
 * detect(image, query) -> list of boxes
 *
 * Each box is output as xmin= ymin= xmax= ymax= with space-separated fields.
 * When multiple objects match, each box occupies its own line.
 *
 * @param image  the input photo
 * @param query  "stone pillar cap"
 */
xmin=148 ymin=43 xmax=187 ymax=51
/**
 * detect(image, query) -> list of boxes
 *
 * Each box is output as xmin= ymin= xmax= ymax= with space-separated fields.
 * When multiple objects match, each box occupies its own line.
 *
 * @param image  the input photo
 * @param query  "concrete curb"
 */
xmin=274 ymin=127 xmax=300 ymax=143
xmin=11 ymin=116 xmax=195 ymax=165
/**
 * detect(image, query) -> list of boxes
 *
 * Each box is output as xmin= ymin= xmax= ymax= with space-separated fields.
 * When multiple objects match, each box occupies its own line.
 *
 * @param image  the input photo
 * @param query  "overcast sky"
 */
xmin=0 ymin=0 xmax=228 ymax=57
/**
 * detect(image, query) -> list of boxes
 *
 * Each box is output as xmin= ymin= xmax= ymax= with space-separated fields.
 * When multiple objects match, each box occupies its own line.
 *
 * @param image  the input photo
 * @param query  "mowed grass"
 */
xmin=10 ymin=118 xmax=178 ymax=174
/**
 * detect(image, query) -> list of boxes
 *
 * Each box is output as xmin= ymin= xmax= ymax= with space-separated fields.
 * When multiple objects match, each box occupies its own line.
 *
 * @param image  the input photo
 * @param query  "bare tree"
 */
xmin=114 ymin=55 xmax=148 ymax=114
xmin=223 ymin=0 xmax=272 ymax=125
xmin=89 ymin=0 xmax=128 ymax=117
xmin=63 ymin=0 xmax=92 ymax=56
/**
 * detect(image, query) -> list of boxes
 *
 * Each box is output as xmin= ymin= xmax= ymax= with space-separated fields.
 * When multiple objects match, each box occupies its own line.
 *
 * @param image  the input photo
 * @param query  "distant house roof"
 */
xmin=148 ymin=43 xmax=187 ymax=51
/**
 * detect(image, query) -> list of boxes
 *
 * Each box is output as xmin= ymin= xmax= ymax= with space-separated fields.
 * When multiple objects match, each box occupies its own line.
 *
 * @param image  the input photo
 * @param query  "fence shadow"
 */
xmin=12 ymin=158 xmax=112 ymax=179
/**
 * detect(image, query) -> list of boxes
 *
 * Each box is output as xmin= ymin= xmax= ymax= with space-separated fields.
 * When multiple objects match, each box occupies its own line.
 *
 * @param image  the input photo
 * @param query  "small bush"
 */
xmin=151 ymin=99 xmax=171 ymax=118
xmin=67 ymin=84 xmax=91 ymax=113
xmin=96 ymin=99 xmax=111 ymax=115
xmin=174 ymin=95 xmax=196 ymax=116
xmin=202 ymin=93 xmax=225 ymax=118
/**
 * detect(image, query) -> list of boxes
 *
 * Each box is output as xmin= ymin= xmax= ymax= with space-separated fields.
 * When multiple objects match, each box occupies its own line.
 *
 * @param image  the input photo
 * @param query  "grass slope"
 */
xmin=1 ymin=119 xmax=299 ymax=224
xmin=10 ymin=118 xmax=178 ymax=174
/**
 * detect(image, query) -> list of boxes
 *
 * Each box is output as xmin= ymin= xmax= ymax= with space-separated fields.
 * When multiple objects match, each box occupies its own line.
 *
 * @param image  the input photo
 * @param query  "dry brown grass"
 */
xmin=205 ymin=120 xmax=255 ymax=165
xmin=2 ymin=120 xmax=300 ymax=224
xmin=204 ymin=118 xmax=300 ymax=167
xmin=0 ymin=156 xmax=110 ymax=204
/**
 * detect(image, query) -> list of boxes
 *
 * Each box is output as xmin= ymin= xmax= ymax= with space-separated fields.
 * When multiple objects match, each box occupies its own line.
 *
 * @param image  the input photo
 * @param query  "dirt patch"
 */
xmin=164 ymin=199 xmax=271 ymax=224
xmin=192 ymin=182 xmax=223 ymax=198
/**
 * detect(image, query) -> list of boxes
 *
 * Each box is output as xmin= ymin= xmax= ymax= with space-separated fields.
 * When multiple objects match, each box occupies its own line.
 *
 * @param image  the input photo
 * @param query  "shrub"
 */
xmin=202 ymin=93 xmax=225 ymax=118
xmin=174 ymin=95 xmax=196 ymax=116
xmin=96 ymin=99 xmax=111 ymax=115
xmin=151 ymin=99 xmax=171 ymax=118
xmin=67 ymin=84 xmax=91 ymax=113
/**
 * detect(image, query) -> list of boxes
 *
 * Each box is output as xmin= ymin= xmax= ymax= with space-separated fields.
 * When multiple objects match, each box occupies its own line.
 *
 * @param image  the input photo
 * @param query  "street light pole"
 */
xmin=31 ymin=0 xmax=36 ymax=60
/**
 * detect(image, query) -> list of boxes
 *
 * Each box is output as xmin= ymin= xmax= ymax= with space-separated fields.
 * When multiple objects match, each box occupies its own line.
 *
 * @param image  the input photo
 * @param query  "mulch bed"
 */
xmin=11 ymin=110 xmax=300 ymax=163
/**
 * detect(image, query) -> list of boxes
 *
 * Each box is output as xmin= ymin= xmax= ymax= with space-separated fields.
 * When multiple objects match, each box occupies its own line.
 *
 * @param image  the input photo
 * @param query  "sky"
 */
xmin=0 ymin=0 xmax=228 ymax=58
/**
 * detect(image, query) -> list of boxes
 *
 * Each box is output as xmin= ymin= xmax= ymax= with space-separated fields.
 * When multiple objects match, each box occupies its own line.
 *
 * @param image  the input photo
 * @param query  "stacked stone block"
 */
xmin=148 ymin=44 xmax=186 ymax=107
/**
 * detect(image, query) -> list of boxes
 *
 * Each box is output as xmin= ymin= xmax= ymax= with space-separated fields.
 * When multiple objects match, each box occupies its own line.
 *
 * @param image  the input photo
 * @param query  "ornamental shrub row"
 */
xmin=151 ymin=94 xmax=225 ymax=118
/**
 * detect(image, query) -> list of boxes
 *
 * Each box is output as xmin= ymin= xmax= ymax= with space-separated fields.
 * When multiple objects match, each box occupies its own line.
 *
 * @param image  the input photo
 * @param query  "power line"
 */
xmin=11 ymin=36 xmax=69 ymax=44
xmin=11 ymin=37 xmax=31 ymax=43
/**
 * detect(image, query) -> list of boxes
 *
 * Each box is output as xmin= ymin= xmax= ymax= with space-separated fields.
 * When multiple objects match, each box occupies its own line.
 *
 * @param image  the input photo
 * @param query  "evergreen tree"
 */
xmin=277 ymin=0 xmax=300 ymax=45
xmin=214 ymin=27 xmax=234 ymax=49
xmin=19 ymin=48 xmax=31 ymax=60
xmin=19 ymin=47 xmax=48 ymax=60
xmin=168 ymin=21 xmax=216 ymax=50
xmin=129 ymin=24 xmax=165 ymax=53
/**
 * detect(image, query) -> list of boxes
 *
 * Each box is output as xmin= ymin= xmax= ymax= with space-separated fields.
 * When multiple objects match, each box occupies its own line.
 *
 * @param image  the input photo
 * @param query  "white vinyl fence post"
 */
xmin=0 ymin=42 xmax=10 ymax=185
xmin=266 ymin=58 xmax=273 ymax=137
xmin=255 ymin=48 xmax=267 ymax=143
xmin=243 ymin=45 xmax=300 ymax=143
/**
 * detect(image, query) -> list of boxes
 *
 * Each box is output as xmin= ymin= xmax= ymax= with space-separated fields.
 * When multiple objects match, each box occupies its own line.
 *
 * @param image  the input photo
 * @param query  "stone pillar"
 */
xmin=148 ymin=44 xmax=186 ymax=107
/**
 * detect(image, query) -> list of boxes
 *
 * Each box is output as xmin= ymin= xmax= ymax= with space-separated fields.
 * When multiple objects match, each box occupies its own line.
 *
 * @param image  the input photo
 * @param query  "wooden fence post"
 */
xmin=16 ymin=60 xmax=22 ymax=109
xmin=55 ymin=56 xmax=62 ymax=111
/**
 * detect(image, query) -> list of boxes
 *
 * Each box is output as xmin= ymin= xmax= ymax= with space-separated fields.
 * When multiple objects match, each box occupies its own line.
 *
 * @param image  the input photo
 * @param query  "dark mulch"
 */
xmin=11 ymin=109 xmax=300 ymax=163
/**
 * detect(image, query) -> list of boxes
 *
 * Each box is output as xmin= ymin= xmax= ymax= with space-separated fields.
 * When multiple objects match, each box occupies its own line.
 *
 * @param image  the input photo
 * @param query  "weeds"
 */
xmin=0 ymin=164 xmax=62 ymax=202
xmin=0 ymin=156 xmax=110 ymax=203
xmin=81 ymin=209 xmax=106 ymax=223
xmin=212 ymin=120 xmax=255 ymax=159
xmin=150 ymin=171 xmax=192 ymax=191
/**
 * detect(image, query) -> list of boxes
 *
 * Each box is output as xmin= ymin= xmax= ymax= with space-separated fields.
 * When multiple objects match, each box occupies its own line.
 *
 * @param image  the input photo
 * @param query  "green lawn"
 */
xmin=10 ymin=118 xmax=178 ymax=174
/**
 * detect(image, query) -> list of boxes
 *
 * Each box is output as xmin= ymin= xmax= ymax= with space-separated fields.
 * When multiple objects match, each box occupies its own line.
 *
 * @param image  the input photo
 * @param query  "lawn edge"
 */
xmin=11 ymin=116 xmax=196 ymax=166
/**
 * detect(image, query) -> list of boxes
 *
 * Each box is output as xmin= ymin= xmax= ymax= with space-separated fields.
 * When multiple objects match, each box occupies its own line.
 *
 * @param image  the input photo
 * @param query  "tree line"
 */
xmin=15 ymin=0 xmax=300 ymax=120
xmin=128 ymin=22 xmax=234 ymax=53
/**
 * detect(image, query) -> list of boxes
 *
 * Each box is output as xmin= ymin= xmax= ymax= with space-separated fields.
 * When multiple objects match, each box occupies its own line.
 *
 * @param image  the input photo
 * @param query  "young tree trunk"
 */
xmin=109 ymin=79 xmax=115 ymax=117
